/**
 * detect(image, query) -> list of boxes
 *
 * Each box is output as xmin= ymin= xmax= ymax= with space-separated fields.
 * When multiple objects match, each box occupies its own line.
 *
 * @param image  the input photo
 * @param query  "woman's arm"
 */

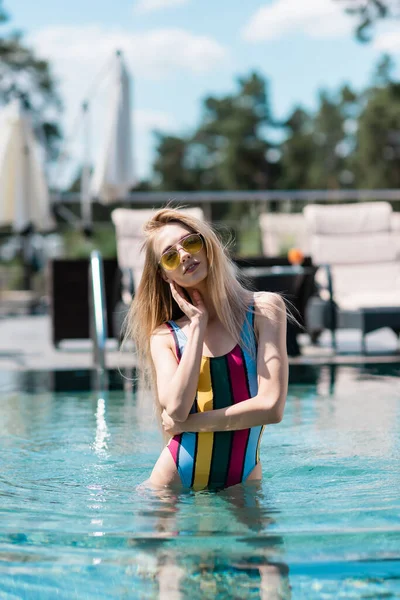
xmin=162 ymin=293 xmax=288 ymax=434
xmin=151 ymin=320 xmax=205 ymax=422
xmin=150 ymin=284 xmax=207 ymax=422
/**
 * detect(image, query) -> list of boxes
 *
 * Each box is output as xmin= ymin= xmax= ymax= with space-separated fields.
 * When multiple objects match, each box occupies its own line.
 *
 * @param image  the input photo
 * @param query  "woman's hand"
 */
xmin=161 ymin=410 xmax=184 ymax=436
xmin=170 ymin=283 xmax=208 ymax=328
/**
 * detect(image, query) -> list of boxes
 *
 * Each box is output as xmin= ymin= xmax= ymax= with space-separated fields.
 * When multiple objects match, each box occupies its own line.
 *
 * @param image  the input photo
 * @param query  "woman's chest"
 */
xmin=195 ymin=347 xmax=253 ymax=412
xmin=180 ymin=320 xmax=237 ymax=358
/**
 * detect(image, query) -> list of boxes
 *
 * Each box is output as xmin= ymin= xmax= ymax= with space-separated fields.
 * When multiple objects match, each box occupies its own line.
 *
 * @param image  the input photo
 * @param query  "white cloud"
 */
xmin=242 ymin=0 xmax=354 ymax=42
xmin=30 ymin=25 xmax=227 ymax=78
xmin=27 ymin=25 xmax=227 ymax=185
xmin=135 ymin=0 xmax=189 ymax=13
xmin=373 ymin=28 xmax=400 ymax=53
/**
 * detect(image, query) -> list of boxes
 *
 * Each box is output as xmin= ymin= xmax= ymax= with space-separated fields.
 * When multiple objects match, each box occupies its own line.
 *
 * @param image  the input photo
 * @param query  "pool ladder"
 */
xmin=89 ymin=250 xmax=108 ymax=387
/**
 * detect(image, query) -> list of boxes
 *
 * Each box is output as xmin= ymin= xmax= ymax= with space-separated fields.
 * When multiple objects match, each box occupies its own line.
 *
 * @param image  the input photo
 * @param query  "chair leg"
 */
xmin=331 ymin=330 xmax=337 ymax=353
xmin=396 ymin=331 xmax=400 ymax=352
xmin=361 ymin=332 xmax=367 ymax=355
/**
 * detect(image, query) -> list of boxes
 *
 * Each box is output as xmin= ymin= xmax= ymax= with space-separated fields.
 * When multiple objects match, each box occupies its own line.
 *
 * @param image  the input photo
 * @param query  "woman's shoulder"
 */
xmin=150 ymin=317 xmax=190 ymax=356
xmin=252 ymin=291 xmax=286 ymax=319
xmin=150 ymin=324 xmax=171 ymax=354
xmin=151 ymin=316 xmax=190 ymax=338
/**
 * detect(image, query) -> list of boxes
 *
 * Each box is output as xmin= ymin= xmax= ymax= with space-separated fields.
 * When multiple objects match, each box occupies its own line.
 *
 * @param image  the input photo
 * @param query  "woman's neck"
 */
xmin=187 ymin=280 xmax=217 ymax=320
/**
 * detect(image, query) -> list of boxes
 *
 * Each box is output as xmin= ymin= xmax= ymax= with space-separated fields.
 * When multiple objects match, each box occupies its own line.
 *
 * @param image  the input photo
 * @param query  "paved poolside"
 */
xmin=0 ymin=315 xmax=134 ymax=371
xmin=0 ymin=314 xmax=399 ymax=372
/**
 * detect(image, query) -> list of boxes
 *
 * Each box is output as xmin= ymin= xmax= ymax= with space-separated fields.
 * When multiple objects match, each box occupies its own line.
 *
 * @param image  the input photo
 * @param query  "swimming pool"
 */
xmin=0 ymin=363 xmax=399 ymax=599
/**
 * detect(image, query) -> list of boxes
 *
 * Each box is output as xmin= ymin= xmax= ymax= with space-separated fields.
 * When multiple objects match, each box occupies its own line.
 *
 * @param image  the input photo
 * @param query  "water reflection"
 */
xmin=314 ymin=366 xmax=399 ymax=459
xmin=92 ymin=397 xmax=110 ymax=456
xmin=132 ymin=483 xmax=292 ymax=599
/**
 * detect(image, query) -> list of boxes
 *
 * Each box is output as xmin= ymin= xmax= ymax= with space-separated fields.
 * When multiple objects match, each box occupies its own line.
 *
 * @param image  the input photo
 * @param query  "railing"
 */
xmin=89 ymin=250 xmax=108 ymax=384
xmin=51 ymin=189 xmax=400 ymax=228
xmin=52 ymin=189 xmax=400 ymax=205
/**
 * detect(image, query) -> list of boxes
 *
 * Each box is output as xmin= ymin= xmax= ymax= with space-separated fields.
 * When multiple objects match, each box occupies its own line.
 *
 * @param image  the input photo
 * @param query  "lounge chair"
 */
xmin=111 ymin=207 xmax=204 ymax=341
xmin=303 ymin=201 xmax=400 ymax=353
xmin=259 ymin=213 xmax=309 ymax=256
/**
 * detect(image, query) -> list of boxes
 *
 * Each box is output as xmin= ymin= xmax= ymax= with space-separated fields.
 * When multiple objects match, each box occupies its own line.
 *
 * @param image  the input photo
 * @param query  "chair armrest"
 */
xmin=322 ymin=263 xmax=337 ymax=333
xmin=309 ymin=264 xmax=337 ymax=333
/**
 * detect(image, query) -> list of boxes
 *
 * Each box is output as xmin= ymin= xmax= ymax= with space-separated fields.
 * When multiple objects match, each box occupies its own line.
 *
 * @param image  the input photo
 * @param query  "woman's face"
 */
xmin=154 ymin=223 xmax=208 ymax=288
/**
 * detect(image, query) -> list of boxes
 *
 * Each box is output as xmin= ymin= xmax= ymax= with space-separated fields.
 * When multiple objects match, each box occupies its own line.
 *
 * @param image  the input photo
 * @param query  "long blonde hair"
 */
xmin=125 ymin=207 xmax=255 ymax=386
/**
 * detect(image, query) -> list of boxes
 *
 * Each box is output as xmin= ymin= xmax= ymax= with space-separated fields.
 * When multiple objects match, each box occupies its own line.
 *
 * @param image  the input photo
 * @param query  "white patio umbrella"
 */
xmin=0 ymin=99 xmax=53 ymax=232
xmin=89 ymin=50 xmax=135 ymax=209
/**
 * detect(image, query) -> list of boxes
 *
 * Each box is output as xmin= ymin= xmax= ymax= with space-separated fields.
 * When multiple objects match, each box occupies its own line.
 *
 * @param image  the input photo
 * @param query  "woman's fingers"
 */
xmin=170 ymin=282 xmax=187 ymax=307
xmin=191 ymin=289 xmax=204 ymax=308
xmin=169 ymin=282 xmax=181 ymax=303
xmin=169 ymin=283 xmax=206 ymax=322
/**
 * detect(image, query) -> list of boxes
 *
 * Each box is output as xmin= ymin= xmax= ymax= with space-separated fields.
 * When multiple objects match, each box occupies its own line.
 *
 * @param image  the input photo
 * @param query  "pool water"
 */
xmin=0 ymin=364 xmax=399 ymax=599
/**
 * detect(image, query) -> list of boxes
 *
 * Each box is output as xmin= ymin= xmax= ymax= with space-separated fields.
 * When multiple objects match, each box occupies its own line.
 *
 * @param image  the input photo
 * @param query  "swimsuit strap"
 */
xmin=240 ymin=304 xmax=257 ymax=355
xmin=166 ymin=320 xmax=186 ymax=360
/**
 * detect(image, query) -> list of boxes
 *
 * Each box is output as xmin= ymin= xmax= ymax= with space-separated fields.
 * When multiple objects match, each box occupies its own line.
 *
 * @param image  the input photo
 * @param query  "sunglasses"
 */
xmin=159 ymin=232 xmax=204 ymax=271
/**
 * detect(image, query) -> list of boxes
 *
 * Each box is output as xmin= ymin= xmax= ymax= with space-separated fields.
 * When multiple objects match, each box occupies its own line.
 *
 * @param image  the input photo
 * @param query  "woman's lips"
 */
xmin=184 ymin=262 xmax=199 ymax=274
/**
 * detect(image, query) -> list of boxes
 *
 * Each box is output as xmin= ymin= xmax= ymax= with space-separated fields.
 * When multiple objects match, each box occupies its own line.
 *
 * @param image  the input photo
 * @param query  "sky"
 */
xmin=6 ymin=0 xmax=400 ymax=187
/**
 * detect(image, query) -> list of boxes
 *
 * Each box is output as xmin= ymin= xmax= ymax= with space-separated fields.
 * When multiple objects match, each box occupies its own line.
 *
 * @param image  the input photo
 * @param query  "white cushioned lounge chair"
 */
xmin=303 ymin=201 xmax=400 ymax=353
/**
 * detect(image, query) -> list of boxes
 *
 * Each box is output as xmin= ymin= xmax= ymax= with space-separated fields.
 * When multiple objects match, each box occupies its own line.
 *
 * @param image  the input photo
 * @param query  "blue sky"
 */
xmin=6 ymin=0 xmax=400 ymax=185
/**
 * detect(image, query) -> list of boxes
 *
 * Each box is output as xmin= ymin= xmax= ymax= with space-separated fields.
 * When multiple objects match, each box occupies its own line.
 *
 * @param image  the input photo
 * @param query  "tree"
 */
xmin=151 ymin=72 xmax=280 ymax=229
xmin=0 ymin=1 xmax=62 ymax=159
xmin=151 ymin=57 xmax=400 ymax=197
xmin=336 ymin=0 xmax=400 ymax=41
xmin=278 ymin=108 xmax=316 ymax=190
xmin=372 ymin=53 xmax=396 ymax=86
xmin=192 ymin=73 xmax=280 ymax=192
xmin=153 ymin=134 xmax=200 ymax=191
xmin=310 ymin=86 xmax=361 ymax=189
xmin=152 ymin=72 xmax=281 ymax=196
xmin=354 ymin=76 xmax=400 ymax=188
xmin=279 ymin=85 xmax=359 ymax=190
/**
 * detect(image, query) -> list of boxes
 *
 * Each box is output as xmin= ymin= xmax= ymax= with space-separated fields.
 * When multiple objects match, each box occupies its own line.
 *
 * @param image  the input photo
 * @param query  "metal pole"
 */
xmin=21 ymin=134 xmax=33 ymax=291
xmin=81 ymin=101 xmax=92 ymax=231
xmin=89 ymin=250 xmax=108 ymax=382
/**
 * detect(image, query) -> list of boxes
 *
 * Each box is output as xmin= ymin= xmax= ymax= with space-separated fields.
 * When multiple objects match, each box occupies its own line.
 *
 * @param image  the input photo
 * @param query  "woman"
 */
xmin=127 ymin=207 xmax=288 ymax=491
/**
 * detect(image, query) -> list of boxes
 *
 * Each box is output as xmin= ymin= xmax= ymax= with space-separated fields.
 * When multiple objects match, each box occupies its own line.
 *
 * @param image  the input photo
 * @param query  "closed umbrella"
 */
xmin=90 ymin=50 xmax=135 ymax=207
xmin=0 ymin=100 xmax=53 ymax=289
xmin=0 ymin=99 xmax=53 ymax=232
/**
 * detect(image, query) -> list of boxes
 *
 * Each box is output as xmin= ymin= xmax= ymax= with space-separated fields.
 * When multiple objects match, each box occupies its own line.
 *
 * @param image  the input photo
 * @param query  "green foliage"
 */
xmin=62 ymin=226 xmax=116 ymax=259
xmin=153 ymin=72 xmax=281 ymax=198
xmin=149 ymin=55 xmax=400 ymax=204
xmin=373 ymin=53 xmax=396 ymax=86
xmin=355 ymin=82 xmax=400 ymax=187
xmin=193 ymin=72 xmax=278 ymax=191
xmin=0 ymin=2 xmax=7 ymax=22
xmin=279 ymin=84 xmax=360 ymax=190
xmin=237 ymin=224 xmax=262 ymax=256
xmin=337 ymin=0 xmax=400 ymax=42
xmin=278 ymin=108 xmax=316 ymax=189
xmin=153 ymin=135 xmax=200 ymax=191
xmin=310 ymin=92 xmax=347 ymax=188
xmin=0 ymin=1 xmax=62 ymax=159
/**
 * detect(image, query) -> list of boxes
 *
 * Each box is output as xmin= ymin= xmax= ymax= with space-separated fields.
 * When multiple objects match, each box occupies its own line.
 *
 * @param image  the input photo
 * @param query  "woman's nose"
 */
xmin=176 ymin=245 xmax=191 ymax=262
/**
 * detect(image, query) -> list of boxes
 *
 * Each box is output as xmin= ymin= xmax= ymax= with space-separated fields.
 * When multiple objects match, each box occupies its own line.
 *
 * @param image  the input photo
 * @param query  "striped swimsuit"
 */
xmin=166 ymin=308 xmax=265 ymax=491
